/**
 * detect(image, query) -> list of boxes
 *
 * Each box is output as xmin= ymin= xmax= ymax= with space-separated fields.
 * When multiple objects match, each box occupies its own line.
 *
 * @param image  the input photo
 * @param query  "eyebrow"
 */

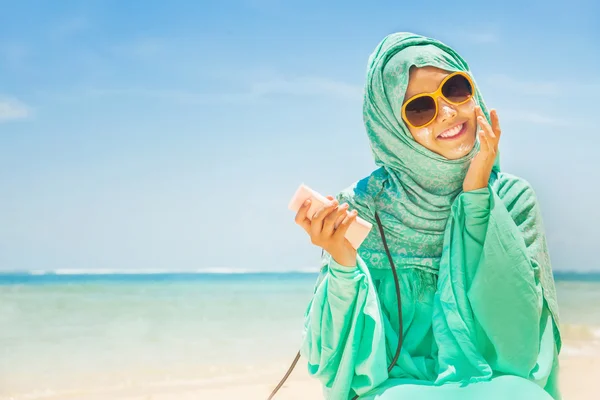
xmin=403 ymin=74 xmax=448 ymax=103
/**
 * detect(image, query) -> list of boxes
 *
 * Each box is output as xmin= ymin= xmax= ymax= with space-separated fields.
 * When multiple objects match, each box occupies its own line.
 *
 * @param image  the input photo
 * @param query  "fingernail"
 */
xmin=304 ymin=199 xmax=311 ymax=205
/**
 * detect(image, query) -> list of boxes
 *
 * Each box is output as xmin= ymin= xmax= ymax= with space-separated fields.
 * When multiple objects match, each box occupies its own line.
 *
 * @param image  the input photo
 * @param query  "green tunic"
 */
xmin=301 ymin=174 xmax=560 ymax=399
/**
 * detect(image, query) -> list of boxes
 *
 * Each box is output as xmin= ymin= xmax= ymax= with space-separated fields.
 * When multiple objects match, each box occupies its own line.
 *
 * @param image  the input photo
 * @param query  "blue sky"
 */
xmin=1 ymin=0 xmax=599 ymax=272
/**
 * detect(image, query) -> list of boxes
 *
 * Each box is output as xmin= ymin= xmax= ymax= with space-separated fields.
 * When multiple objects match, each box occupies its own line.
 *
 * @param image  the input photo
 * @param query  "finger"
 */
xmin=475 ymin=106 xmax=494 ymax=134
xmin=490 ymin=109 xmax=502 ymax=140
xmin=312 ymin=199 xmax=338 ymax=221
xmin=310 ymin=200 xmax=339 ymax=237
xmin=294 ymin=199 xmax=312 ymax=232
xmin=481 ymin=128 xmax=497 ymax=161
xmin=478 ymin=129 xmax=491 ymax=153
xmin=475 ymin=105 xmax=487 ymax=121
xmin=333 ymin=209 xmax=358 ymax=241
xmin=333 ymin=209 xmax=348 ymax=230
xmin=477 ymin=115 xmax=495 ymax=140
xmin=322 ymin=203 xmax=349 ymax=237
xmin=319 ymin=196 xmax=335 ymax=218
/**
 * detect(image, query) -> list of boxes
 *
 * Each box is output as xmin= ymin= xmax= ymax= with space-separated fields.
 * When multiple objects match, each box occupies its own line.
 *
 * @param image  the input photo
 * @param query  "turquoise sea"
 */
xmin=1 ymin=271 xmax=599 ymax=400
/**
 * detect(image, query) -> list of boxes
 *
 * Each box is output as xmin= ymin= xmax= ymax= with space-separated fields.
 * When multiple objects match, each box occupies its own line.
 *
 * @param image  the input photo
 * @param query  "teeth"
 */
xmin=439 ymin=124 xmax=463 ymax=138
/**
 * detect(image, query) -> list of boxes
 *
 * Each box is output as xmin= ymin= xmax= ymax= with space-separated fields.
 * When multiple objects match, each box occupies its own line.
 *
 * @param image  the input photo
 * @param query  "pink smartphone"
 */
xmin=288 ymin=184 xmax=372 ymax=249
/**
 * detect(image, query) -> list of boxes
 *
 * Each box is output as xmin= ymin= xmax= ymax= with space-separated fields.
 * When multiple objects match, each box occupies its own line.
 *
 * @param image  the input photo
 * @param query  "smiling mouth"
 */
xmin=437 ymin=123 xmax=466 ymax=140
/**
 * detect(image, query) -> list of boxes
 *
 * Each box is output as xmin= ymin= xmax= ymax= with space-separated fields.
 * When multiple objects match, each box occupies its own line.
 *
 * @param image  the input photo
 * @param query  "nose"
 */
xmin=437 ymin=98 xmax=457 ymax=123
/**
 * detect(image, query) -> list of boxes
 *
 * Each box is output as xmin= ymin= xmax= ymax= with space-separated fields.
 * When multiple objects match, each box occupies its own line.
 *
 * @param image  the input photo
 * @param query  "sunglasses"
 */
xmin=401 ymin=71 xmax=475 ymax=129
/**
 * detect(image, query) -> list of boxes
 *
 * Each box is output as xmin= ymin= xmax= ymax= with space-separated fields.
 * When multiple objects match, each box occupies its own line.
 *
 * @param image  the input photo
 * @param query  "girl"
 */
xmin=293 ymin=32 xmax=561 ymax=399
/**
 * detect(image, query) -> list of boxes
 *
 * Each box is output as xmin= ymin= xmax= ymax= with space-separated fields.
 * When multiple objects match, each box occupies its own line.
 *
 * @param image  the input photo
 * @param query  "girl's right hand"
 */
xmin=294 ymin=196 xmax=358 ymax=267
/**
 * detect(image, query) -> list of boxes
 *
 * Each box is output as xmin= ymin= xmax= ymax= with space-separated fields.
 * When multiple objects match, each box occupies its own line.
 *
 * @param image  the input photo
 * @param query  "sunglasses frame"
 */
xmin=401 ymin=71 xmax=476 ymax=129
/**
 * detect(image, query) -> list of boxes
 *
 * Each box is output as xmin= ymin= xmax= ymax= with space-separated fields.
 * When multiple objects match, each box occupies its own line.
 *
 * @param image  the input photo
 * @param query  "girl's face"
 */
xmin=403 ymin=66 xmax=477 ymax=160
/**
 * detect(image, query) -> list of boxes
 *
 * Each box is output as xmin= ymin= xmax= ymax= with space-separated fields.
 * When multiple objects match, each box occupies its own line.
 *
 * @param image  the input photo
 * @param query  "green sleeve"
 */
xmin=434 ymin=185 xmax=560 ymax=397
xmin=301 ymin=254 xmax=388 ymax=399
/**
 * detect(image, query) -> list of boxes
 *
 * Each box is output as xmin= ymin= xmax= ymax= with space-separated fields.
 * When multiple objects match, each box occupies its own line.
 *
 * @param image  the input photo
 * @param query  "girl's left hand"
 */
xmin=463 ymin=106 xmax=501 ymax=192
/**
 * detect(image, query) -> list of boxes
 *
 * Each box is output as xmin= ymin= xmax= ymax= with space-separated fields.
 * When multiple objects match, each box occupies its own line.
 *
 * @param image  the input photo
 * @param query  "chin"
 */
xmin=441 ymin=134 xmax=476 ymax=160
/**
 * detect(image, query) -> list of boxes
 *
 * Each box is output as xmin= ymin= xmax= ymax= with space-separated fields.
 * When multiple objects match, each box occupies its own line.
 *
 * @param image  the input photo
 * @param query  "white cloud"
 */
xmin=502 ymin=110 xmax=569 ymax=126
xmin=485 ymin=74 xmax=559 ymax=96
xmin=250 ymin=76 xmax=363 ymax=99
xmin=484 ymin=74 xmax=600 ymax=97
xmin=51 ymin=16 xmax=89 ymax=39
xmin=83 ymin=87 xmax=212 ymax=103
xmin=448 ymin=29 xmax=500 ymax=45
xmin=0 ymin=97 xmax=31 ymax=122
xmin=462 ymin=32 xmax=499 ymax=44
xmin=111 ymin=38 xmax=167 ymax=58
xmin=70 ymin=75 xmax=363 ymax=105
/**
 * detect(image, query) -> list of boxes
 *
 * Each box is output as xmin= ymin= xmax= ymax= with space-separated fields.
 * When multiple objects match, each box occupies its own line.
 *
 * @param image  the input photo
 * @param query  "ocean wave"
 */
xmin=560 ymin=323 xmax=600 ymax=358
xmin=1 ymin=267 xmax=320 ymax=276
xmin=3 ymin=268 xmax=599 ymax=277
xmin=561 ymin=344 xmax=600 ymax=357
xmin=199 ymin=266 xmax=320 ymax=274
xmin=561 ymin=323 xmax=600 ymax=341
xmin=19 ymin=269 xmax=186 ymax=275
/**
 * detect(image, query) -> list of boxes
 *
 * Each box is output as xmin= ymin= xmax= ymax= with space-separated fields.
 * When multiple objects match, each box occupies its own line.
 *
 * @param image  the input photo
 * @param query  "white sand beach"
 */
xmin=18 ymin=349 xmax=596 ymax=400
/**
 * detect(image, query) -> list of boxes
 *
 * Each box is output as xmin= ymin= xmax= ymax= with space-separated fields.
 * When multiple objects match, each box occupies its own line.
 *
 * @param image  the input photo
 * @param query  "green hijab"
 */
xmin=333 ymin=32 xmax=560 ymax=339
xmin=364 ymin=32 xmax=498 ymax=195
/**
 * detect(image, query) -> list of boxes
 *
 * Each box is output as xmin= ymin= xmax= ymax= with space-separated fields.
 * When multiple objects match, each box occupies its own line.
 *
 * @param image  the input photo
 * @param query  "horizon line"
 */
xmin=0 ymin=268 xmax=599 ymax=277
